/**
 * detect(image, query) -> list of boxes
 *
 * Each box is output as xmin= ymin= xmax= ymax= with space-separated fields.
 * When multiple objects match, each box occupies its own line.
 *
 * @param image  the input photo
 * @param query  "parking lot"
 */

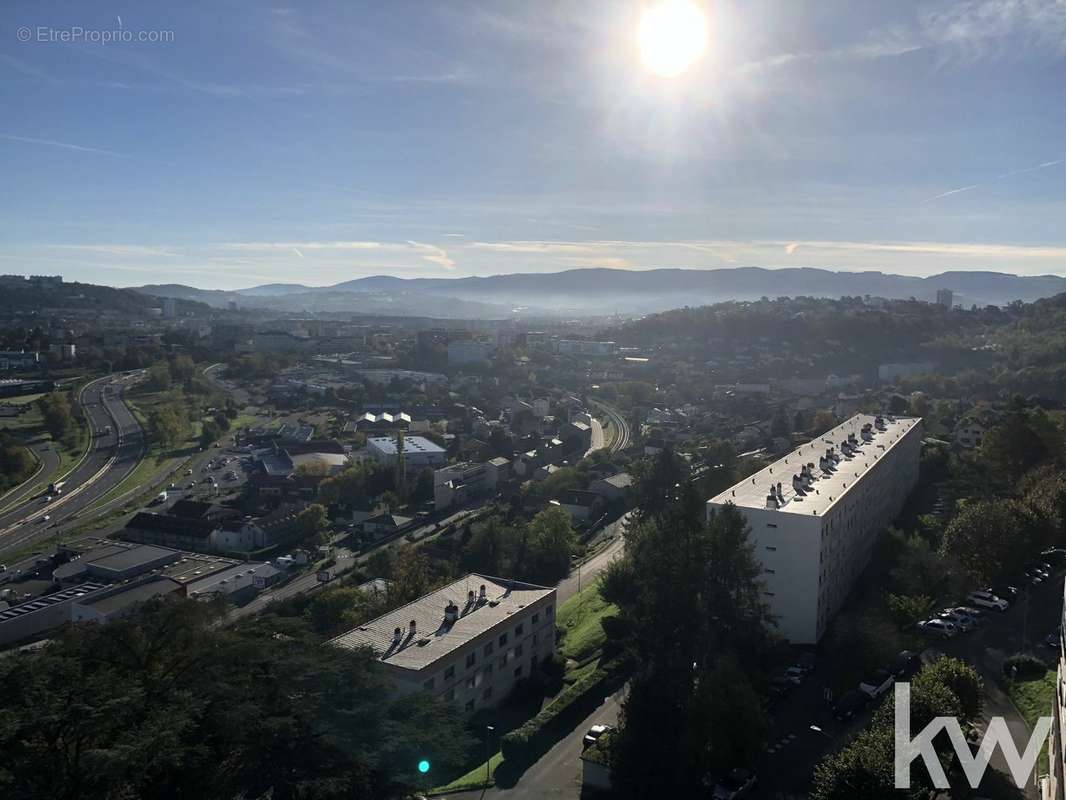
xmin=755 ymin=557 xmax=1064 ymax=798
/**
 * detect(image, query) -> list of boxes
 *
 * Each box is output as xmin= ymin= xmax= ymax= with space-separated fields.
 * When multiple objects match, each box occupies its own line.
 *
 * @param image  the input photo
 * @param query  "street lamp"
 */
xmin=485 ymin=725 xmax=495 ymax=789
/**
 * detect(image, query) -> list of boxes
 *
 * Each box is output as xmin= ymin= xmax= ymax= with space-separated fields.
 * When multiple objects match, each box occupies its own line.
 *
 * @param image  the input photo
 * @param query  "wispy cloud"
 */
xmin=0 ymin=134 xmax=127 ymax=158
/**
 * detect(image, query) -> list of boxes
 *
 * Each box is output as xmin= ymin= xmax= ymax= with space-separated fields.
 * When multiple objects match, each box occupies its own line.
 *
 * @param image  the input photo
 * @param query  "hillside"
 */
xmin=135 ymin=267 xmax=1066 ymax=317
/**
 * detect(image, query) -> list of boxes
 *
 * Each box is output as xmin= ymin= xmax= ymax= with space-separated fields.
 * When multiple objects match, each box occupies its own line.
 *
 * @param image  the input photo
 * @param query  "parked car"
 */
xmin=582 ymin=724 xmax=612 ymax=751
xmin=918 ymin=619 xmax=958 ymax=639
xmin=1046 ymin=627 xmax=1062 ymax=649
xmin=938 ymin=610 xmax=976 ymax=632
xmin=859 ymin=669 xmax=894 ymax=699
xmin=833 ymin=689 xmax=869 ymax=720
xmin=891 ymin=650 xmax=921 ymax=680
xmin=1041 ymin=549 xmax=1066 ymax=567
xmin=794 ymin=652 xmax=816 ymax=673
xmin=784 ymin=666 xmax=807 ymax=684
xmin=712 ymin=769 xmax=757 ymax=800
xmin=967 ymin=591 xmax=1009 ymax=611
xmin=1023 ymin=569 xmax=1044 ymax=585
xmin=953 ymin=605 xmax=985 ymax=621
xmin=989 ymin=584 xmax=1019 ymax=600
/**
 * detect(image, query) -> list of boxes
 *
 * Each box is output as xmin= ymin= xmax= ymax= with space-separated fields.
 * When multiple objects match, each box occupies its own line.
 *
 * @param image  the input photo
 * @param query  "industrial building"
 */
xmin=707 ymin=413 xmax=922 ymax=644
xmin=329 ymin=574 xmax=556 ymax=711
xmin=366 ymin=435 xmax=447 ymax=468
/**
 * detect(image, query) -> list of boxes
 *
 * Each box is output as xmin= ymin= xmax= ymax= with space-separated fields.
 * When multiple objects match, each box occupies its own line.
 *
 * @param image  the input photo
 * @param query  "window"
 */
xmin=499 ymin=632 xmax=509 ymax=646
xmin=483 ymin=686 xmax=493 ymax=700
xmin=484 ymin=641 xmax=494 ymax=657
xmin=532 ymin=613 xmax=539 ymax=624
xmin=444 ymin=688 xmax=455 ymax=701
xmin=546 ymin=604 xmax=553 ymax=617
xmin=514 ymin=666 xmax=523 ymax=678
xmin=515 ymin=623 xmax=524 ymax=636
xmin=423 ymin=678 xmax=435 ymax=691
xmin=466 ymin=700 xmax=475 ymax=711
xmin=483 ymin=665 xmax=493 ymax=678
xmin=444 ymin=665 xmax=455 ymax=680
xmin=515 ymin=644 xmax=523 ymax=658
xmin=466 ymin=652 xmax=476 ymax=668
xmin=533 ymin=632 xmax=539 ymax=646
xmin=467 ymin=676 xmax=476 ymax=689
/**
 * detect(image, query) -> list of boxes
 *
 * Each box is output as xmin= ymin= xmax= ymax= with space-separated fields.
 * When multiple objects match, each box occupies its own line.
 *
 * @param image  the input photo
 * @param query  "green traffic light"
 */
xmin=418 ymin=760 xmax=431 ymax=774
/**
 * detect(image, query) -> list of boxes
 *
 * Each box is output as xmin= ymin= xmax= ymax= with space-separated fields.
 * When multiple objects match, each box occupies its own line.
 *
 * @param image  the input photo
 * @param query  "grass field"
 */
xmin=556 ymin=580 xmax=617 ymax=664
xmin=429 ymin=750 xmax=503 ymax=795
xmin=1006 ymin=667 xmax=1056 ymax=774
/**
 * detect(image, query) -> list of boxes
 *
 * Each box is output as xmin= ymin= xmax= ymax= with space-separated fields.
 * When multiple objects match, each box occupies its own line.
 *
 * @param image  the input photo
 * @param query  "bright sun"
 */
xmin=638 ymin=0 xmax=709 ymax=78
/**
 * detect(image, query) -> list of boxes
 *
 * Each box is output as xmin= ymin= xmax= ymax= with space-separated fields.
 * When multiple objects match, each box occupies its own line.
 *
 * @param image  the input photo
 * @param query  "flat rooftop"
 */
xmin=329 ymin=574 xmax=553 ymax=673
xmin=709 ymin=414 xmax=921 ymax=517
xmin=367 ymin=435 xmax=445 ymax=456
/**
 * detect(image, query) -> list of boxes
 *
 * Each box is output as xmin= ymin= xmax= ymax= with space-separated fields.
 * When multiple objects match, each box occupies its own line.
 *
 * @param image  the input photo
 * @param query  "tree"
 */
xmin=199 ymin=418 xmax=222 ymax=448
xmin=461 ymin=516 xmax=518 ymax=576
xmin=810 ymin=410 xmax=837 ymax=436
xmin=146 ymin=361 xmax=172 ymax=390
xmin=940 ymin=498 xmax=1043 ymax=584
xmin=770 ymin=407 xmax=791 ymax=440
xmin=296 ymin=503 xmax=330 ymax=545
xmin=37 ymin=392 xmax=73 ymax=441
xmin=147 ymin=403 xmax=189 ymax=450
xmin=0 ymin=599 xmax=473 ymax=800
xmin=525 ymin=506 xmax=576 ymax=585
xmin=608 ymin=487 xmax=775 ymax=797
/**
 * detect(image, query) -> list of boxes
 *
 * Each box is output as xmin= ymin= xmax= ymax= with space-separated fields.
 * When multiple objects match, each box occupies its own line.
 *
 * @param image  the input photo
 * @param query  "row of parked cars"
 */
xmin=918 ymin=548 xmax=1066 ymax=639
xmin=832 ymin=650 xmax=922 ymax=720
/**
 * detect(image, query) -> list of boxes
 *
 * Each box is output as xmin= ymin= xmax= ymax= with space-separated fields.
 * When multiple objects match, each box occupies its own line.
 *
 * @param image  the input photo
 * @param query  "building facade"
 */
xmin=707 ymin=414 xmax=922 ymax=644
xmin=329 ymin=574 xmax=556 ymax=711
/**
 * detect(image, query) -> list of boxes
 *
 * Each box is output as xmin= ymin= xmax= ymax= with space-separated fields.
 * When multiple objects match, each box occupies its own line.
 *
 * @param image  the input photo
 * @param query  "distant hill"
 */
xmin=134 ymin=267 xmax=1066 ymax=317
xmin=0 ymin=281 xmax=209 ymax=315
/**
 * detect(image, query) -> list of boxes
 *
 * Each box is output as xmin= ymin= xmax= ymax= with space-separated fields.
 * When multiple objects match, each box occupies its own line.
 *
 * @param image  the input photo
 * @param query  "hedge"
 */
xmin=500 ymin=657 xmax=625 ymax=764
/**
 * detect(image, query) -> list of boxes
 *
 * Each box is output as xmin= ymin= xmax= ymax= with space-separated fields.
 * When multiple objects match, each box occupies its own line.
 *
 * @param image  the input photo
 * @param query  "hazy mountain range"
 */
xmin=134 ymin=267 xmax=1066 ymax=318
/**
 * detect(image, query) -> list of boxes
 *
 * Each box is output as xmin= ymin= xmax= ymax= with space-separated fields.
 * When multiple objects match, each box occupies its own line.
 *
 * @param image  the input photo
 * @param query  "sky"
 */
xmin=1 ymin=0 xmax=1065 ymax=289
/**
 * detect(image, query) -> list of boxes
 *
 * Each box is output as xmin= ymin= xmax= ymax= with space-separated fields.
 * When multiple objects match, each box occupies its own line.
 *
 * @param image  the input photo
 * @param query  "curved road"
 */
xmin=0 ymin=371 xmax=146 ymax=560
xmin=0 ymin=439 xmax=60 ymax=515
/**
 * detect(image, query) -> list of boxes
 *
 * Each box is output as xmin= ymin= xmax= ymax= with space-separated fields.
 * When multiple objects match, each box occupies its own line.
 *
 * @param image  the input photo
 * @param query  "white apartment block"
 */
xmin=1045 ymin=582 xmax=1066 ymax=800
xmin=329 ymin=574 xmax=556 ymax=711
xmin=707 ymin=413 xmax=922 ymax=644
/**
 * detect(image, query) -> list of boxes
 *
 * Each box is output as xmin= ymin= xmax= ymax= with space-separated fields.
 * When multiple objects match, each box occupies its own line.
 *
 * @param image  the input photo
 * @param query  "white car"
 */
xmin=582 ymin=724 xmax=612 ymax=750
xmin=968 ymin=591 xmax=1009 ymax=612
xmin=859 ymin=669 xmax=894 ymax=698
xmin=919 ymin=619 xmax=957 ymax=638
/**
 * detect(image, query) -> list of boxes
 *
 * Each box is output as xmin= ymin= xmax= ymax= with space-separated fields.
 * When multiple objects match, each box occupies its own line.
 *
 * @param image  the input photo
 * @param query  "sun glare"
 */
xmin=638 ymin=0 xmax=709 ymax=78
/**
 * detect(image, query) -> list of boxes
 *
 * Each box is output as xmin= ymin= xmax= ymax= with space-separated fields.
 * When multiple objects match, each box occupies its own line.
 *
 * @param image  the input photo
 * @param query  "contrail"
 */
xmin=922 ymin=158 xmax=1063 ymax=204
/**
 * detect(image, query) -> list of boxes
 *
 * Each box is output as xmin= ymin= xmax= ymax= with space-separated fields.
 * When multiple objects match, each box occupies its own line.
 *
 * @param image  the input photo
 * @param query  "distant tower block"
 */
xmin=936 ymin=288 xmax=953 ymax=309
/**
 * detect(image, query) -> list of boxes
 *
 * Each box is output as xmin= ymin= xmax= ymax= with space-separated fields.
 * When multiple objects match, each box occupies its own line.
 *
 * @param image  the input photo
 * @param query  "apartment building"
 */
xmin=707 ymin=413 xmax=922 ymax=644
xmin=1045 ymin=583 xmax=1066 ymax=800
xmin=329 ymin=574 xmax=556 ymax=711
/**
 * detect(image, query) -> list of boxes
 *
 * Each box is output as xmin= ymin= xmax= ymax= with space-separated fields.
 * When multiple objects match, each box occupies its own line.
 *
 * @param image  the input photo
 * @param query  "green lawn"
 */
xmin=1006 ymin=667 xmax=1056 ymax=774
xmin=556 ymin=580 xmax=617 ymax=664
xmin=429 ymin=750 xmax=503 ymax=794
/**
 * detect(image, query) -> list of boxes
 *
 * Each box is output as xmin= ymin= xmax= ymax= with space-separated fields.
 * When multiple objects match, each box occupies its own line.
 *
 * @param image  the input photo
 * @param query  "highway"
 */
xmin=0 ymin=372 xmax=146 ymax=563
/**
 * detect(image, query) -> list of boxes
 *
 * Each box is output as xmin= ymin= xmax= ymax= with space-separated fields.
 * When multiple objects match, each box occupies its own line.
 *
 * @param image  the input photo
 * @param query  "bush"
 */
xmin=1003 ymin=653 xmax=1046 ymax=680
xmin=500 ymin=657 xmax=625 ymax=764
